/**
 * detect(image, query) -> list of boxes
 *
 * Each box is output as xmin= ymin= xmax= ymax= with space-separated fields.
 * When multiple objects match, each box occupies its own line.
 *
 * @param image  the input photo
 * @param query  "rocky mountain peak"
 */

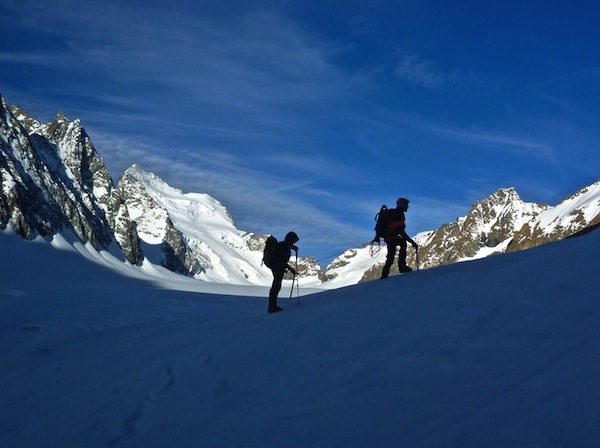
xmin=47 ymin=112 xmax=69 ymax=134
xmin=486 ymin=187 xmax=521 ymax=208
xmin=115 ymin=163 xmax=256 ymax=279
xmin=357 ymin=187 xmax=555 ymax=282
xmin=2 ymin=92 xmax=599 ymax=288
xmin=507 ymin=179 xmax=600 ymax=252
xmin=1 ymin=96 xmax=117 ymax=251
xmin=6 ymin=104 xmax=40 ymax=135
xmin=468 ymin=187 xmax=522 ymax=221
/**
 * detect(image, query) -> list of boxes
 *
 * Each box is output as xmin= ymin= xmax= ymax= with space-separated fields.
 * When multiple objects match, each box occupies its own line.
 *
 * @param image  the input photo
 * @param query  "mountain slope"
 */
xmin=2 ymin=92 xmax=600 ymax=288
xmin=1 ymin=95 xmax=323 ymax=285
xmin=508 ymin=180 xmax=600 ymax=251
xmin=327 ymin=184 xmax=600 ymax=283
xmin=1 ymin=96 xmax=140 ymax=262
xmin=116 ymin=164 xmax=274 ymax=284
xmin=1 ymin=221 xmax=599 ymax=447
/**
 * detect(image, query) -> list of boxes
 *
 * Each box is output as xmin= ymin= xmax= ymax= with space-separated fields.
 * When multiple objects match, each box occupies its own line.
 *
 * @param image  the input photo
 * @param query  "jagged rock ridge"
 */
xmin=1 ymin=97 xmax=133 ymax=258
xmin=334 ymin=183 xmax=600 ymax=283
xmin=1 ymin=94 xmax=322 ymax=285
xmin=2 ymin=92 xmax=599 ymax=287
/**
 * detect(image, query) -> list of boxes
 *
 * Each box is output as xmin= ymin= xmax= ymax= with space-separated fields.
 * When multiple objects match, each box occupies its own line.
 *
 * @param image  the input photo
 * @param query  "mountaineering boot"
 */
xmin=268 ymin=306 xmax=283 ymax=314
xmin=399 ymin=265 xmax=413 ymax=273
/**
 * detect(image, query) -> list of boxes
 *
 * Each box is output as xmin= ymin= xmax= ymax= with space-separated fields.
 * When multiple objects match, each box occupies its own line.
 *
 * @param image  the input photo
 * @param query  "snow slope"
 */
xmin=118 ymin=165 xmax=282 ymax=286
xmin=537 ymin=180 xmax=600 ymax=231
xmin=1 ymin=227 xmax=599 ymax=447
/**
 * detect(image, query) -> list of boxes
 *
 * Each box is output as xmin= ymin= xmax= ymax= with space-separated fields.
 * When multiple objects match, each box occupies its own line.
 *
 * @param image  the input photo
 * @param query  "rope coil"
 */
xmin=368 ymin=240 xmax=382 ymax=257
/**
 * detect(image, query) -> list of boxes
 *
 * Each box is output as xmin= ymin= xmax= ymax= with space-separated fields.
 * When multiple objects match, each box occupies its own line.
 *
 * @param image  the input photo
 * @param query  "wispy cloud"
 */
xmin=5 ymin=0 xmax=597 ymax=260
xmin=394 ymin=54 xmax=456 ymax=89
xmin=4 ymin=0 xmax=350 ymax=124
xmin=348 ymin=106 xmax=559 ymax=164
xmin=0 ymin=52 xmax=70 ymax=66
xmin=432 ymin=127 xmax=558 ymax=162
xmin=90 ymin=130 xmax=367 ymax=256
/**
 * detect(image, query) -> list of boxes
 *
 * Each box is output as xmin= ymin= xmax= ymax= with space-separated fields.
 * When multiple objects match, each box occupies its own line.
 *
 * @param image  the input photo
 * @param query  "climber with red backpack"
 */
xmin=375 ymin=197 xmax=418 ymax=279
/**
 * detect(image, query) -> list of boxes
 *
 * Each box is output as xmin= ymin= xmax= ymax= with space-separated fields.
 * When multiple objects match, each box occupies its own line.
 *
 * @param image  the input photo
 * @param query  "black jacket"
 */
xmin=271 ymin=241 xmax=292 ymax=271
xmin=271 ymin=231 xmax=299 ymax=273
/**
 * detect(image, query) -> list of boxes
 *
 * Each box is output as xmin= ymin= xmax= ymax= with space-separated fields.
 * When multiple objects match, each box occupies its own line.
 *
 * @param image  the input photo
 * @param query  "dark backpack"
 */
xmin=262 ymin=235 xmax=278 ymax=268
xmin=373 ymin=205 xmax=390 ymax=242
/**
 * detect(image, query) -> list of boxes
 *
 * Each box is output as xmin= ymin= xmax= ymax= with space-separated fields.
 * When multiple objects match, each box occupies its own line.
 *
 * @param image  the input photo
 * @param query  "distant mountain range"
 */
xmin=332 ymin=183 xmax=600 ymax=283
xmin=2 ymin=92 xmax=599 ymax=287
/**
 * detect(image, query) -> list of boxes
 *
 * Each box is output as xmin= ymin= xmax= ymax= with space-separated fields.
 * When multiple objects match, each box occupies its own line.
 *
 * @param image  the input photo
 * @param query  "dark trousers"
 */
xmin=381 ymin=238 xmax=408 ymax=279
xmin=269 ymin=269 xmax=285 ymax=309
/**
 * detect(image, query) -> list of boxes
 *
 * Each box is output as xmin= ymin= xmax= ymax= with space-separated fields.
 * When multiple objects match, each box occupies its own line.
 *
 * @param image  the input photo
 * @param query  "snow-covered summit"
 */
xmin=509 ymin=180 xmax=600 ymax=251
xmin=540 ymin=180 xmax=600 ymax=229
xmin=325 ymin=185 xmax=598 ymax=283
xmin=116 ymin=164 xmax=276 ymax=284
xmin=1 ymin=95 xmax=323 ymax=287
xmin=2 ymin=92 xmax=600 ymax=288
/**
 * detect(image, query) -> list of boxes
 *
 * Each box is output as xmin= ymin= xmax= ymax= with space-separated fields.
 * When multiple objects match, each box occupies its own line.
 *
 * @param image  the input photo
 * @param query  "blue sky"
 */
xmin=2 ymin=0 xmax=599 ymax=262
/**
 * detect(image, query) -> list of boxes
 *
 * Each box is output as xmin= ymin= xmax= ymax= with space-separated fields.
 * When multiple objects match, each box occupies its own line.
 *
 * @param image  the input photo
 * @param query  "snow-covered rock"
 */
xmin=326 ymin=186 xmax=599 ymax=283
xmin=2 ymin=92 xmax=599 ymax=288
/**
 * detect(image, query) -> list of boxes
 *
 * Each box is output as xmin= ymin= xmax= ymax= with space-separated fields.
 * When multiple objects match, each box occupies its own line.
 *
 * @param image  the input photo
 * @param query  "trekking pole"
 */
xmin=289 ymin=249 xmax=298 ymax=299
xmin=415 ymin=246 xmax=420 ymax=271
xmin=295 ymin=255 xmax=300 ymax=299
xmin=289 ymin=274 xmax=295 ymax=299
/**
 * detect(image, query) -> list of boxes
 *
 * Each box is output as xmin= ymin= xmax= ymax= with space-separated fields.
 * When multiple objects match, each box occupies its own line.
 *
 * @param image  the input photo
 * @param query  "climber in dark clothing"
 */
xmin=381 ymin=198 xmax=418 ymax=279
xmin=268 ymin=231 xmax=299 ymax=314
